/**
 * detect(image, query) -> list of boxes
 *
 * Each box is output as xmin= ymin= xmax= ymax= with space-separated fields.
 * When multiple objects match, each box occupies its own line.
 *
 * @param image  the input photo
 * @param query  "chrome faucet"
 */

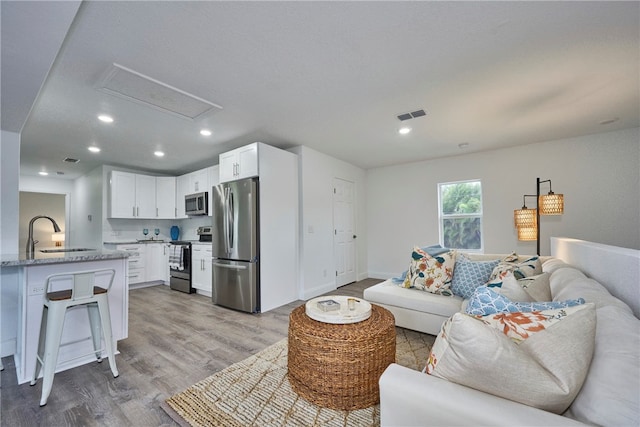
xmin=26 ymin=215 xmax=61 ymax=258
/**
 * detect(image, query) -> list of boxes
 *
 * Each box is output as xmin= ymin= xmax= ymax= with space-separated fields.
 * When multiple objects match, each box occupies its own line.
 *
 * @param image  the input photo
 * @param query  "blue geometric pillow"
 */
xmin=451 ymin=255 xmax=500 ymax=299
xmin=465 ymin=286 xmax=585 ymax=316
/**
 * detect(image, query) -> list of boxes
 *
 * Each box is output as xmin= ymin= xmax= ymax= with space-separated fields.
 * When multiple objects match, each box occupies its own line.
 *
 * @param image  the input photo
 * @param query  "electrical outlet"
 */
xmin=30 ymin=286 xmax=45 ymax=295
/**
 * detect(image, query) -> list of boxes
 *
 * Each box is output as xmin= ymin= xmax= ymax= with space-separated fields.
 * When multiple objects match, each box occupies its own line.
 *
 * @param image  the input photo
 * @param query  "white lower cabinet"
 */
xmin=191 ymin=244 xmax=212 ymax=294
xmin=145 ymin=242 xmax=169 ymax=283
xmin=113 ymin=242 xmax=168 ymax=286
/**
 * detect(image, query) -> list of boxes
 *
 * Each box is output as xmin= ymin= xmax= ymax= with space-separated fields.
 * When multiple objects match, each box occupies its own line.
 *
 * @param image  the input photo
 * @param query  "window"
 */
xmin=438 ymin=180 xmax=483 ymax=251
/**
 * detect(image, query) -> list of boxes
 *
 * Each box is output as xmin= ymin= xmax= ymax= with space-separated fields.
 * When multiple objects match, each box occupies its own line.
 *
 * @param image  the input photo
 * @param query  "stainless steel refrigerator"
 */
xmin=211 ymin=177 xmax=260 ymax=313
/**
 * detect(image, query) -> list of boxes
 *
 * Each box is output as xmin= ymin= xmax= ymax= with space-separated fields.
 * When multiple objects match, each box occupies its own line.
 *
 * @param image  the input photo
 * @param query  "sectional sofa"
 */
xmin=369 ymin=239 xmax=640 ymax=427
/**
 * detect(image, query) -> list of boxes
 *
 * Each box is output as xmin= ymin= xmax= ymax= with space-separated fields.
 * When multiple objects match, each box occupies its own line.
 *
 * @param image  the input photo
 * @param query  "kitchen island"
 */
xmin=1 ymin=249 xmax=130 ymax=384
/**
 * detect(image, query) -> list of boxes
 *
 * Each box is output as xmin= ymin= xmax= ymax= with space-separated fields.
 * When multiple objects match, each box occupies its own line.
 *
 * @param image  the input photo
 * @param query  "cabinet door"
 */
xmin=175 ymin=174 xmax=190 ymax=218
xmin=145 ymin=243 xmax=165 ymax=282
xmin=202 ymin=247 xmax=212 ymax=292
xmin=109 ymin=171 xmax=136 ymax=218
xmin=219 ymin=151 xmax=237 ymax=183
xmin=135 ymin=174 xmax=156 ymax=218
xmin=156 ymin=177 xmax=176 ymax=219
xmin=191 ymin=246 xmax=206 ymax=291
xmin=237 ymin=143 xmax=259 ymax=179
xmin=190 ymin=169 xmax=209 ymax=193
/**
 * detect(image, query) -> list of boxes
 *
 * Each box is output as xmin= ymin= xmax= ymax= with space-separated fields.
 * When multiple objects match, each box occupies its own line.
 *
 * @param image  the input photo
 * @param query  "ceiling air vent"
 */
xmin=97 ymin=63 xmax=223 ymax=121
xmin=63 ymin=157 xmax=80 ymax=163
xmin=397 ymin=109 xmax=427 ymax=122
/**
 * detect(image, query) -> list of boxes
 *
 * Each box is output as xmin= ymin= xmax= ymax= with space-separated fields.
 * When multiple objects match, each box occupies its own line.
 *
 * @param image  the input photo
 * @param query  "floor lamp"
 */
xmin=514 ymin=178 xmax=564 ymax=255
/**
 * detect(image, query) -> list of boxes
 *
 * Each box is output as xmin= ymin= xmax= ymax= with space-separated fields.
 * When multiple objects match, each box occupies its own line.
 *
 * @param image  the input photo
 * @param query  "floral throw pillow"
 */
xmin=489 ymin=255 xmax=542 ymax=281
xmin=402 ymin=247 xmax=456 ymax=295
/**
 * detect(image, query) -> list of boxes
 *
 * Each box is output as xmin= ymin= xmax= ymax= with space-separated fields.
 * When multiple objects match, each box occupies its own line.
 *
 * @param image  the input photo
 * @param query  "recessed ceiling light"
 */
xmin=200 ymin=129 xmax=212 ymax=136
xmin=39 ymin=171 xmax=48 ymax=176
xmin=398 ymin=125 xmax=412 ymax=135
xmin=88 ymin=146 xmax=101 ymax=153
xmin=154 ymin=151 xmax=165 ymax=157
xmin=98 ymin=114 xmax=114 ymax=123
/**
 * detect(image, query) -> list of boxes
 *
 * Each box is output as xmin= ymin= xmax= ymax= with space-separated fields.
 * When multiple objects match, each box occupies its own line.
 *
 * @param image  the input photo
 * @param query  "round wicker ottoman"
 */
xmin=287 ymin=303 xmax=396 ymax=410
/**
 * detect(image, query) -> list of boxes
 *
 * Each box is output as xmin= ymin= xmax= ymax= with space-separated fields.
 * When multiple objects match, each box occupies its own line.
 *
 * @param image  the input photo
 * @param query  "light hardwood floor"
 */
xmin=0 ymin=279 xmax=381 ymax=426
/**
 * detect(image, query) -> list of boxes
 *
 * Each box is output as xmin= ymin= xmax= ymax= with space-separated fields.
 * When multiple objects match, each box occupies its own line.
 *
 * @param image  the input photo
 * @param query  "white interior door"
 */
xmin=333 ymin=178 xmax=356 ymax=287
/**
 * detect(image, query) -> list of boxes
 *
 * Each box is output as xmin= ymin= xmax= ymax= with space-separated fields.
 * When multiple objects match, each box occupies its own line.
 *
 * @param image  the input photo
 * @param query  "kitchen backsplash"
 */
xmin=104 ymin=216 xmax=211 ymax=242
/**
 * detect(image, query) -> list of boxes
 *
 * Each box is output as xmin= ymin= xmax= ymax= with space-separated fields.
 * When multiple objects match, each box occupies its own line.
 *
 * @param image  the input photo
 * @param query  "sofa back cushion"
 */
xmin=548 ymin=266 xmax=640 ymax=426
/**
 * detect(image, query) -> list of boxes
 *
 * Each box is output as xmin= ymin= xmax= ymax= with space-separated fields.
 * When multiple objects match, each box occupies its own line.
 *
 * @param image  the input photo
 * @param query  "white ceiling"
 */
xmin=2 ymin=1 xmax=639 ymax=180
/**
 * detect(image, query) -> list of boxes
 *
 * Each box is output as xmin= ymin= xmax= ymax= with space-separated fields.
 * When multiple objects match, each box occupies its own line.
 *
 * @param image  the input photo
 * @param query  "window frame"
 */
xmin=437 ymin=179 xmax=484 ymax=253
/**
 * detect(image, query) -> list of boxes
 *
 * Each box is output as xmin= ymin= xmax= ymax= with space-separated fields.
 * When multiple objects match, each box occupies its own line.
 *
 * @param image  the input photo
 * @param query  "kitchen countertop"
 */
xmin=103 ymin=240 xmax=166 ymax=245
xmin=1 ymin=249 xmax=131 ymax=267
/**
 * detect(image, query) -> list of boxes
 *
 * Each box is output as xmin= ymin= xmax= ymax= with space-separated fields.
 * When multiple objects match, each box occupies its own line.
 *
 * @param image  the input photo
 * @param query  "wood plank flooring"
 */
xmin=0 ymin=279 xmax=381 ymax=426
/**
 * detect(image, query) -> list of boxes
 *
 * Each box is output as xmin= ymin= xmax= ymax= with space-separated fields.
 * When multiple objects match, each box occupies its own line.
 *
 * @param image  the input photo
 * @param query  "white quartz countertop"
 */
xmin=1 ymin=249 xmax=131 ymax=267
xmin=103 ymin=240 xmax=166 ymax=245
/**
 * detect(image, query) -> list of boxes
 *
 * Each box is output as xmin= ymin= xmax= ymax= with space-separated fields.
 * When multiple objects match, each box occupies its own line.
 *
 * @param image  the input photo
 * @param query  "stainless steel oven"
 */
xmin=169 ymin=241 xmax=193 ymax=293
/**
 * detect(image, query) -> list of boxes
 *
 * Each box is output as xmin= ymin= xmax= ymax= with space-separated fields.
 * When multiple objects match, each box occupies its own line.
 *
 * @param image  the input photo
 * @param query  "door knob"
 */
xmin=353 ymin=235 xmax=357 ymax=239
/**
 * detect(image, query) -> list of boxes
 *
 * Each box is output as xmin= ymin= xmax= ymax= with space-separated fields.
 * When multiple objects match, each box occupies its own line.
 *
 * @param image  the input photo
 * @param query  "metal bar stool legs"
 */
xmin=94 ymin=293 xmax=119 ymax=378
xmin=30 ymin=269 xmax=119 ymax=407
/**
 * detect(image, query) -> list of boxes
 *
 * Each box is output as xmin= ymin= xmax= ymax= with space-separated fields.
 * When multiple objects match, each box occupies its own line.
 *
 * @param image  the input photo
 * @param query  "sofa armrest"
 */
xmin=379 ymin=364 xmax=588 ymax=427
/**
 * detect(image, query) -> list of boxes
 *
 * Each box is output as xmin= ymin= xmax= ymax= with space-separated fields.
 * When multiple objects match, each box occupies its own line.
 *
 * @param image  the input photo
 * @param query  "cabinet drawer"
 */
xmin=127 ymin=268 xmax=145 ymax=284
xmin=127 ymin=257 xmax=145 ymax=269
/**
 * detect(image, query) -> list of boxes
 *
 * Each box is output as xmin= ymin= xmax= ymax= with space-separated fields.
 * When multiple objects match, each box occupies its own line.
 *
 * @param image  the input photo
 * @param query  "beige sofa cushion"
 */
xmin=426 ymin=303 xmax=596 ymax=414
xmin=364 ymin=279 xmax=463 ymax=318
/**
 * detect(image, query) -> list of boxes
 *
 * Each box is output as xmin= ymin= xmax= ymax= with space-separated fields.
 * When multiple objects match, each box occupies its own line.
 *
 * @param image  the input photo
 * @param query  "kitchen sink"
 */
xmin=40 ymin=248 xmax=95 ymax=253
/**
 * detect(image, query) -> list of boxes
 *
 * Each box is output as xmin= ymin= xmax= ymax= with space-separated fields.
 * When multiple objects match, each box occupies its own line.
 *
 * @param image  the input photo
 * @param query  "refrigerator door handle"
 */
xmin=223 ymin=187 xmax=230 ymax=254
xmin=228 ymin=190 xmax=235 ymax=251
xmin=213 ymin=262 xmax=247 ymax=270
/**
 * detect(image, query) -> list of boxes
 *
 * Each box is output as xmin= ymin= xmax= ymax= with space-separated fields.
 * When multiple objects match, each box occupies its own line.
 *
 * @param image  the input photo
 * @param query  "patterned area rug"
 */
xmin=162 ymin=328 xmax=434 ymax=427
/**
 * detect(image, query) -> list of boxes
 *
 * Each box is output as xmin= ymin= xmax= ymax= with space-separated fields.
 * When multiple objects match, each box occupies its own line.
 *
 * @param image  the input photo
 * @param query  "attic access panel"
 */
xmin=97 ymin=63 xmax=222 ymax=120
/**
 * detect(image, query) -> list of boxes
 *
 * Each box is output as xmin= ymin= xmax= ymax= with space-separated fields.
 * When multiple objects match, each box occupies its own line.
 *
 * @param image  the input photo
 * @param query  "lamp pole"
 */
xmin=536 ymin=177 xmax=541 ymax=256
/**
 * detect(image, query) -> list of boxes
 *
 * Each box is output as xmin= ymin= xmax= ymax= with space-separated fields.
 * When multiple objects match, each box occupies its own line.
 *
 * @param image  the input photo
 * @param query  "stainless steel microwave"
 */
xmin=185 ymin=192 xmax=208 ymax=216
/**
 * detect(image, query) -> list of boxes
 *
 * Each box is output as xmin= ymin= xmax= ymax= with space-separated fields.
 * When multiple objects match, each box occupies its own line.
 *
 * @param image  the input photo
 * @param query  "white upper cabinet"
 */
xmin=219 ymin=143 xmax=259 ymax=182
xmin=136 ymin=174 xmax=156 ymax=218
xmin=108 ymin=171 xmax=168 ymax=219
xmin=109 ymin=171 xmax=156 ymax=219
xmin=175 ymin=174 xmax=190 ymax=219
xmin=189 ymin=168 xmax=209 ymax=193
xmin=109 ymin=171 xmax=137 ymax=218
xmin=156 ymin=176 xmax=176 ymax=219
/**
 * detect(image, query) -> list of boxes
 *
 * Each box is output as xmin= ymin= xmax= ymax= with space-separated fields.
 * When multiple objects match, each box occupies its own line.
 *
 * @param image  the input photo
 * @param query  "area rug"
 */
xmin=162 ymin=328 xmax=434 ymax=427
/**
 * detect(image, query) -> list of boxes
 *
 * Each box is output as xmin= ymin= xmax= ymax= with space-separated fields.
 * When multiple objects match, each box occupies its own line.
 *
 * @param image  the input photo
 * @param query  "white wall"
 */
xmin=366 ymin=127 xmax=640 ymax=279
xmin=1 ymin=131 xmax=20 ymax=255
xmin=290 ymin=146 xmax=367 ymax=299
xmin=1 ymin=130 xmax=21 ymax=358
xmin=18 ymin=192 xmax=66 ymax=251
xmin=71 ymin=166 xmax=104 ymax=248
xmin=19 ymin=175 xmax=74 ymax=248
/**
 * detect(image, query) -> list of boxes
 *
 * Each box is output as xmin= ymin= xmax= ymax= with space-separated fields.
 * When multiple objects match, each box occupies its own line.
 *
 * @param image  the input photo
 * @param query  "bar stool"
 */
xmin=30 ymin=269 xmax=119 ymax=406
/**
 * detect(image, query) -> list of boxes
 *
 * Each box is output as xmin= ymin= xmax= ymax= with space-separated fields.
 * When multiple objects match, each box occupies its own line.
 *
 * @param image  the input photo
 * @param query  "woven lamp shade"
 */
xmin=514 ymin=208 xmax=537 ymax=228
xmin=517 ymin=226 xmax=538 ymax=241
xmin=539 ymin=193 xmax=564 ymax=215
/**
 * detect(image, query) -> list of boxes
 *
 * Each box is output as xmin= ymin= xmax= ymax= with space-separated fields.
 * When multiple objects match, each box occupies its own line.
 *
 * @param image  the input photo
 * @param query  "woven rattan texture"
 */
xmin=287 ymin=304 xmax=396 ymax=410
